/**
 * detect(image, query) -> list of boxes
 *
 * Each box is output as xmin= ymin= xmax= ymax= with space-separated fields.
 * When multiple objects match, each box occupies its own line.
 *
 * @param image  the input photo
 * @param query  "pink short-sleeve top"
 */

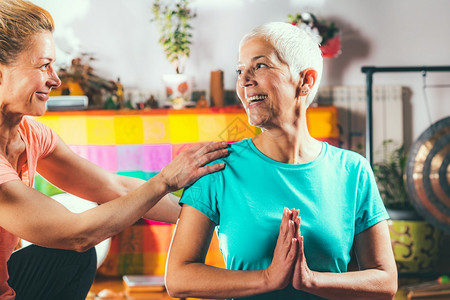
xmin=0 ymin=117 xmax=57 ymax=299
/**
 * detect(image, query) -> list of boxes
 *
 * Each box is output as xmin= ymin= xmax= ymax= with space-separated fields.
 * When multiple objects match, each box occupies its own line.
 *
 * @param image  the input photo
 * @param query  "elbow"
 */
xmin=386 ymin=280 xmax=398 ymax=300
xmin=387 ymin=268 xmax=398 ymax=299
xmin=73 ymin=240 xmax=97 ymax=253
xmin=66 ymin=235 xmax=98 ymax=253
xmin=357 ymin=267 xmax=397 ymax=300
xmin=377 ymin=286 xmax=397 ymax=300
xmin=66 ymin=217 xmax=107 ymax=252
xmin=47 ymin=236 xmax=95 ymax=253
xmin=62 ymin=224 xmax=101 ymax=252
xmin=165 ymin=273 xmax=182 ymax=298
xmin=379 ymin=287 xmax=397 ymax=300
xmin=165 ymin=266 xmax=189 ymax=298
xmin=379 ymin=269 xmax=398 ymax=300
xmin=165 ymin=283 xmax=181 ymax=298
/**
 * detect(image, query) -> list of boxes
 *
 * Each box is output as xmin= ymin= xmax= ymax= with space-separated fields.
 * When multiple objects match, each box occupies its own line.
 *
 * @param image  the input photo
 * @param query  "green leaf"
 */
xmin=373 ymin=140 xmax=413 ymax=210
xmin=151 ymin=0 xmax=196 ymax=73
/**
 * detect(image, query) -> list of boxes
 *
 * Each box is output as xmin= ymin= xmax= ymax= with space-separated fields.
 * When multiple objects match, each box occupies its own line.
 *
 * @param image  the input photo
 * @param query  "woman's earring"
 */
xmin=300 ymin=88 xmax=309 ymax=95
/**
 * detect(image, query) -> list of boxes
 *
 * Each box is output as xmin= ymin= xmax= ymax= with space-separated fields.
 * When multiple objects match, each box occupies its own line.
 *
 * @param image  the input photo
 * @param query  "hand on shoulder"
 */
xmin=159 ymin=141 xmax=228 ymax=192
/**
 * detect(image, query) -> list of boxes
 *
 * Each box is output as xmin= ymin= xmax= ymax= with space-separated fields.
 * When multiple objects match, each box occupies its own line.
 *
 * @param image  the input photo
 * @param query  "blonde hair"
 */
xmin=239 ymin=22 xmax=323 ymax=107
xmin=0 ymin=0 xmax=54 ymax=65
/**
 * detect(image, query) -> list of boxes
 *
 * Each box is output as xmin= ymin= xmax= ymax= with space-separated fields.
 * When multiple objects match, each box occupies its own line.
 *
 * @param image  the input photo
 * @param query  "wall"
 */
xmin=32 ymin=0 xmax=450 ymax=146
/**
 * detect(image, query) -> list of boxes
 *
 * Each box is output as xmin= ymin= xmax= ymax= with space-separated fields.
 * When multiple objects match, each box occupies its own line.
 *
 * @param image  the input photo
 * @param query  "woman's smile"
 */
xmin=35 ymin=90 xmax=50 ymax=101
xmin=246 ymin=94 xmax=268 ymax=108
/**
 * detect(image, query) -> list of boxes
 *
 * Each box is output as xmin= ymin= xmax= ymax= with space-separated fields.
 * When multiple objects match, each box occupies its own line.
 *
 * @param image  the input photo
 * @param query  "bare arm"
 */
xmin=142 ymin=193 xmax=181 ymax=223
xmin=36 ymin=137 xmax=140 ymax=204
xmin=0 ymin=139 xmax=228 ymax=251
xmin=37 ymin=138 xmax=227 ymax=223
xmin=165 ymin=205 xmax=299 ymax=299
xmin=292 ymin=220 xmax=398 ymax=299
xmin=0 ymin=173 xmax=169 ymax=252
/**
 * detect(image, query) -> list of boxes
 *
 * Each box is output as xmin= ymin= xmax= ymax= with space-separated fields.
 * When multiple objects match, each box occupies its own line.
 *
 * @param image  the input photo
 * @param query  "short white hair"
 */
xmin=239 ymin=22 xmax=323 ymax=107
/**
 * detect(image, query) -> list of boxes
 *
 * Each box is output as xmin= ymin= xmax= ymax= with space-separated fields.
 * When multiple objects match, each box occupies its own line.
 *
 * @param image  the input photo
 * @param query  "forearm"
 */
xmin=81 ymin=173 xmax=145 ymax=204
xmin=166 ymin=207 xmax=300 ymax=299
xmin=304 ymin=268 xmax=397 ymax=300
xmin=83 ymin=174 xmax=180 ymax=224
xmin=142 ymin=193 xmax=181 ymax=223
xmin=166 ymin=263 xmax=272 ymax=299
xmin=104 ymin=175 xmax=181 ymax=223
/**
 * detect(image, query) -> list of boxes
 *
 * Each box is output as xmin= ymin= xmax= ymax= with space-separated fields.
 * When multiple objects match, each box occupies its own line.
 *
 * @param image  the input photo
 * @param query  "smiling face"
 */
xmin=236 ymin=37 xmax=300 ymax=130
xmin=0 ymin=31 xmax=61 ymax=118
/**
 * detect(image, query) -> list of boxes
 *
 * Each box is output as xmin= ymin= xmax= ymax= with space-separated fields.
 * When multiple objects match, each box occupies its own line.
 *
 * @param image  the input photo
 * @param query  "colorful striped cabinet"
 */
xmin=34 ymin=106 xmax=340 ymax=276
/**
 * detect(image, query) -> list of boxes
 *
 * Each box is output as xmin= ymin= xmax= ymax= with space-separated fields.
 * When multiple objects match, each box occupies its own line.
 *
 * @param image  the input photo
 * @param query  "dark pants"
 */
xmin=7 ymin=244 xmax=97 ymax=300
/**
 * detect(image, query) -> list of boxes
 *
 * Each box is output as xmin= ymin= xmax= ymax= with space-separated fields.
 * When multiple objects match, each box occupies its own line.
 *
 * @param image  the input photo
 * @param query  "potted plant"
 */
xmin=373 ymin=140 xmax=442 ymax=274
xmin=151 ymin=0 xmax=196 ymax=108
xmin=50 ymin=53 xmax=118 ymax=108
xmin=373 ymin=141 xmax=416 ymax=218
xmin=288 ymin=12 xmax=340 ymax=58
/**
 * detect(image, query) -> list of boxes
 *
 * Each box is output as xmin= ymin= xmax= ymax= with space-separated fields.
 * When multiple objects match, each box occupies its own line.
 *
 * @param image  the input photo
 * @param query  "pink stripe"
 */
xmin=117 ymin=145 xmax=143 ymax=171
xmin=142 ymin=144 xmax=172 ymax=172
xmin=87 ymin=146 xmax=118 ymax=172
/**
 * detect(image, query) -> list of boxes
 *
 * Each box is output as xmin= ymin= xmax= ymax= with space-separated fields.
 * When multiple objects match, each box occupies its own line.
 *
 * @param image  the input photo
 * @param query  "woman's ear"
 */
xmin=298 ymin=68 xmax=318 ymax=92
xmin=295 ymin=68 xmax=318 ymax=99
xmin=0 ymin=63 xmax=6 ymax=85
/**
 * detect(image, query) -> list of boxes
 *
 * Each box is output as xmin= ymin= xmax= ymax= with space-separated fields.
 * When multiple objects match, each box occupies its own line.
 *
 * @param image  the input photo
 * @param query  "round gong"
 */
xmin=406 ymin=116 xmax=450 ymax=233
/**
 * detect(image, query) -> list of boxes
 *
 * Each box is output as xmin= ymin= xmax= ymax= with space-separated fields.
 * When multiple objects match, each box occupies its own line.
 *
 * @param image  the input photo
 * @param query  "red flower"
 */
xmin=178 ymin=82 xmax=188 ymax=94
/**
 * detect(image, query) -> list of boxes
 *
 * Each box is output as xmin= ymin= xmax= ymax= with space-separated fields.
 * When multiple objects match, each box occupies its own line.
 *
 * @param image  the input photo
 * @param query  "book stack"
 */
xmin=122 ymin=275 xmax=165 ymax=293
xmin=405 ymin=276 xmax=450 ymax=299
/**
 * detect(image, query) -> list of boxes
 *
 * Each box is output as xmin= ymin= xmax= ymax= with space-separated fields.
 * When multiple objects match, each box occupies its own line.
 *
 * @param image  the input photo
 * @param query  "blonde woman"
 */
xmin=0 ymin=1 xmax=227 ymax=299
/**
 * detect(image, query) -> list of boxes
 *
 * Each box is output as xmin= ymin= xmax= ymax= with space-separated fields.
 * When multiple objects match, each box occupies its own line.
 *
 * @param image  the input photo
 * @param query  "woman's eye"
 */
xmin=236 ymin=69 xmax=243 ymax=76
xmin=39 ymin=63 xmax=50 ymax=71
xmin=256 ymin=63 xmax=267 ymax=69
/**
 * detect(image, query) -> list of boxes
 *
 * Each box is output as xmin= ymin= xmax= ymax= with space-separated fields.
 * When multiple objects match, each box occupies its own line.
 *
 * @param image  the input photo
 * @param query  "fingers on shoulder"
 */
xmin=196 ymin=162 xmax=225 ymax=178
xmin=199 ymin=149 xmax=228 ymax=165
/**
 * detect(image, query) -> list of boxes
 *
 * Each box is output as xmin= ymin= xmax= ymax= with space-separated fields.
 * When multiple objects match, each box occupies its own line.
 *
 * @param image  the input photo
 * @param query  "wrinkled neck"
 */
xmin=253 ymin=102 xmax=321 ymax=164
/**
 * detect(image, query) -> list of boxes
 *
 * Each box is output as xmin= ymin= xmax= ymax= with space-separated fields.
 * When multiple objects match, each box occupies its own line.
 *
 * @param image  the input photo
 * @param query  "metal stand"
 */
xmin=361 ymin=65 xmax=450 ymax=166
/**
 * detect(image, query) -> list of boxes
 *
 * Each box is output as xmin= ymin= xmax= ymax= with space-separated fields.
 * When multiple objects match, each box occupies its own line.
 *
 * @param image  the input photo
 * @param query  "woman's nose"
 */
xmin=237 ymin=70 xmax=255 ymax=88
xmin=48 ymin=67 xmax=61 ymax=89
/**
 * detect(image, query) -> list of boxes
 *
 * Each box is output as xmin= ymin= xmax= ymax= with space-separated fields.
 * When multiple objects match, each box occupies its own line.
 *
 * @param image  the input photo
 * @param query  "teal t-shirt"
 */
xmin=180 ymin=139 xmax=389 ymax=300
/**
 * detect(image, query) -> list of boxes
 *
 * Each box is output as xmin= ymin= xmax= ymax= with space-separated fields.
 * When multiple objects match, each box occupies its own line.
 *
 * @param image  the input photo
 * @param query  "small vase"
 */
xmin=161 ymin=74 xmax=192 ymax=109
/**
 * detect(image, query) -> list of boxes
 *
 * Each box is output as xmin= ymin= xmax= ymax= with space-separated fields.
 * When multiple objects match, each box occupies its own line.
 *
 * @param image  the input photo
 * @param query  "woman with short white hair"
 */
xmin=165 ymin=22 xmax=397 ymax=300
